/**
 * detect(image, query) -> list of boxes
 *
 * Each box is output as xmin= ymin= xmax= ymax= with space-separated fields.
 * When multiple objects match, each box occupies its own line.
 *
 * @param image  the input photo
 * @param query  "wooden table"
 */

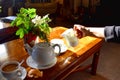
xmin=0 ymin=24 xmax=103 ymax=80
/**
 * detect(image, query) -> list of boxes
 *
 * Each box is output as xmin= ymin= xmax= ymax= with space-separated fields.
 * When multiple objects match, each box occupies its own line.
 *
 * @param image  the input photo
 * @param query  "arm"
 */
xmin=87 ymin=26 xmax=120 ymax=43
xmin=74 ymin=25 xmax=120 ymax=43
xmin=86 ymin=27 xmax=105 ymax=38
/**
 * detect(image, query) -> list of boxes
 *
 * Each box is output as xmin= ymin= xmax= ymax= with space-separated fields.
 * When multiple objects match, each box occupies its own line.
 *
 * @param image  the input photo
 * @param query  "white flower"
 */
xmin=42 ymin=14 xmax=49 ymax=19
xmin=31 ymin=14 xmax=51 ymax=27
xmin=41 ymin=14 xmax=51 ymax=23
xmin=32 ymin=15 xmax=43 ymax=26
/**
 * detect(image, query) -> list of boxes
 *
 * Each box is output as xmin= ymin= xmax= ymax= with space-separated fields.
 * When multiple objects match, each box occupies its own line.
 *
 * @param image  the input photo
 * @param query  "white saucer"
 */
xmin=19 ymin=67 xmax=27 ymax=80
xmin=26 ymin=56 xmax=57 ymax=69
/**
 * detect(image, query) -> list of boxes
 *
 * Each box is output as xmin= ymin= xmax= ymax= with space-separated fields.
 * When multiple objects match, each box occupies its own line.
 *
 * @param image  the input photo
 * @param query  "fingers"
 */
xmin=73 ymin=24 xmax=96 ymax=37
xmin=73 ymin=24 xmax=86 ymax=38
xmin=74 ymin=24 xmax=85 ymax=30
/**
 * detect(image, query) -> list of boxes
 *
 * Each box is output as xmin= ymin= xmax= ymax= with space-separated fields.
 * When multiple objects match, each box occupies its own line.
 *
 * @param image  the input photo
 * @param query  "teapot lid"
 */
xmin=33 ymin=42 xmax=50 ymax=48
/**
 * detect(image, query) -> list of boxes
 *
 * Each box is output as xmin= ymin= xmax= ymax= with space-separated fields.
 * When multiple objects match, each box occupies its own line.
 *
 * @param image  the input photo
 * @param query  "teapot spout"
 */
xmin=24 ymin=43 xmax=33 ymax=55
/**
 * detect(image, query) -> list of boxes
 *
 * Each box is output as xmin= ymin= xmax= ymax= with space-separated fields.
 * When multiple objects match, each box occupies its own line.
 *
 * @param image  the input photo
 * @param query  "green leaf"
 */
xmin=23 ymin=28 xmax=28 ymax=34
xmin=16 ymin=20 xmax=22 ymax=26
xmin=16 ymin=28 xmax=22 ymax=35
xmin=24 ymin=21 xmax=29 ymax=29
xmin=16 ymin=28 xmax=24 ymax=38
xmin=10 ymin=20 xmax=16 ymax=26
xmin=20 ymin=31 xmax=24 ymax=38
xmin=16 ymin=18 xmax=23 ymax=26
xmin=20 ymin=8 xmax=27 ymax=14
xmin=28 ymin=8 xmax=36 ymax=18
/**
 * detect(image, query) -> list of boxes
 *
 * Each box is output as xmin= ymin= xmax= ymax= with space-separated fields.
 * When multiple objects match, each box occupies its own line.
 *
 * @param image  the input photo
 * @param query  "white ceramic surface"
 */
xmin=50 ymin=39 xmax=68 ymax=54
xmin=19 ymin=67 xmax=27 ymax=80
xmin=25 ymin=42 xmax=57 ymax=67
xmin=26 ymin=56 xmax=57 ymax=69
xmin=0 ymin=67 xmax=27 ymax=80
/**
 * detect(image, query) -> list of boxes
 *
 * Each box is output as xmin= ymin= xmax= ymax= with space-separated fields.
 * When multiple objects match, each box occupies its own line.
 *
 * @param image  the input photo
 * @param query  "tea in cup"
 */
xmin=0 ymin=60 xmax=23 ymax=80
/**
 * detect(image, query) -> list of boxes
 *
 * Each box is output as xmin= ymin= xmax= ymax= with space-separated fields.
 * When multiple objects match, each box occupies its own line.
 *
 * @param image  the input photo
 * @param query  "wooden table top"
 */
xmin=0 ymin=23 xmax=103 ymax=80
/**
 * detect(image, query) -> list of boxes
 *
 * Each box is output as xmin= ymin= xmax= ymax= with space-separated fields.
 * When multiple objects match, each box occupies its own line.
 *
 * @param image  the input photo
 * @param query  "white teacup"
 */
xmin=61 ymin=28 xmax=79 ymax=47
xmin=0 ymin=60 xmax=23 ymax=80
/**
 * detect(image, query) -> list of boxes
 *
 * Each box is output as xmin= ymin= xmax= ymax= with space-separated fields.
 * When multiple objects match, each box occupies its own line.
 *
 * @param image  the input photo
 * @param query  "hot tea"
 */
xmin=2 ymin=63 xmax=18 ymax=72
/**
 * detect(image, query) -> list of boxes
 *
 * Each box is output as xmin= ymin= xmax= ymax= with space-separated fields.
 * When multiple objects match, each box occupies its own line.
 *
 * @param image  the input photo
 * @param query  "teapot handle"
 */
xmin=52 ymin=44 xmax=61 ymax=56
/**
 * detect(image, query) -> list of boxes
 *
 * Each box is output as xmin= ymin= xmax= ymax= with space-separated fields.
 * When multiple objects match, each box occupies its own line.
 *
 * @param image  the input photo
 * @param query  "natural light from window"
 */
xmin=0 ymin=21 xmax=4 ymax=29
xmin=0 ymin=44 xmax=8 ymax=61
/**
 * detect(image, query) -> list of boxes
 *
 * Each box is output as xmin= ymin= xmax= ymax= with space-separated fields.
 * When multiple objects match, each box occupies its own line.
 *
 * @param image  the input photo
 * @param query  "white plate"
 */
xmin=50 ymin=39 xmax=68 ymax=54
xmin=3 ymin=16 xmax=16 ymax=20
xmin=0 ymin=67 xmax=27 ymax=80
xmin=26 ymin=56 xmax=57 ymax=69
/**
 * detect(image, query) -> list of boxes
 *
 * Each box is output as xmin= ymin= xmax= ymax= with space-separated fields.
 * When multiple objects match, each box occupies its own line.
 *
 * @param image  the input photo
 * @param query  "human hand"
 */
xmin=73 ymin=24 xmax=85 ymax=38
xmin=73 ymin=24 xmax=95 ymax=38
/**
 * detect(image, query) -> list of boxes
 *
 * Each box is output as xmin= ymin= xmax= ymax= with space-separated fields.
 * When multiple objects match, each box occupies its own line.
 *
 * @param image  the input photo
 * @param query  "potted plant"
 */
xmin=11 ymin=8 xmax=51 ymax=44
xmin=11 ymin=8 xmax=60 ymax=68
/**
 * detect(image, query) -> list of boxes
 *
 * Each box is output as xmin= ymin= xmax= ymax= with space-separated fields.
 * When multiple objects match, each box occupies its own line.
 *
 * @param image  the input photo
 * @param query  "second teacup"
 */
xmin=0 ymin=60 xmax=23 ymax=80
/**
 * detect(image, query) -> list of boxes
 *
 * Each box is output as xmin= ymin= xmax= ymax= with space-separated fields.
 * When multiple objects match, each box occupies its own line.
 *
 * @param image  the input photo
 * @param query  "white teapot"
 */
xmin=24 ymin=42 xmax=61 ymax=67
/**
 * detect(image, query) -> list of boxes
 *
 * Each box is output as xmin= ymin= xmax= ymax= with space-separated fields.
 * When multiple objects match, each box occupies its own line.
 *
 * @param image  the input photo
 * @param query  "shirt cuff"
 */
xmin=104 ymin=26 xmax=115 ymax=42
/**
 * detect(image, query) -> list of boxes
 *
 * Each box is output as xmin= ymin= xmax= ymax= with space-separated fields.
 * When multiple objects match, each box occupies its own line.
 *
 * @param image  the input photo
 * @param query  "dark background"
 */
xmin=0 ymin=0 xmax=120 ymax=26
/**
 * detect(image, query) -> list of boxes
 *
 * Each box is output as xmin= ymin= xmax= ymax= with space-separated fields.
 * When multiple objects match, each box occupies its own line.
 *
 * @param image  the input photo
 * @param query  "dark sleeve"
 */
xmin=104 ymin=26 xmax=120 ymax=43
xmin=0 ymin=27 xmax=19 ymax=44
